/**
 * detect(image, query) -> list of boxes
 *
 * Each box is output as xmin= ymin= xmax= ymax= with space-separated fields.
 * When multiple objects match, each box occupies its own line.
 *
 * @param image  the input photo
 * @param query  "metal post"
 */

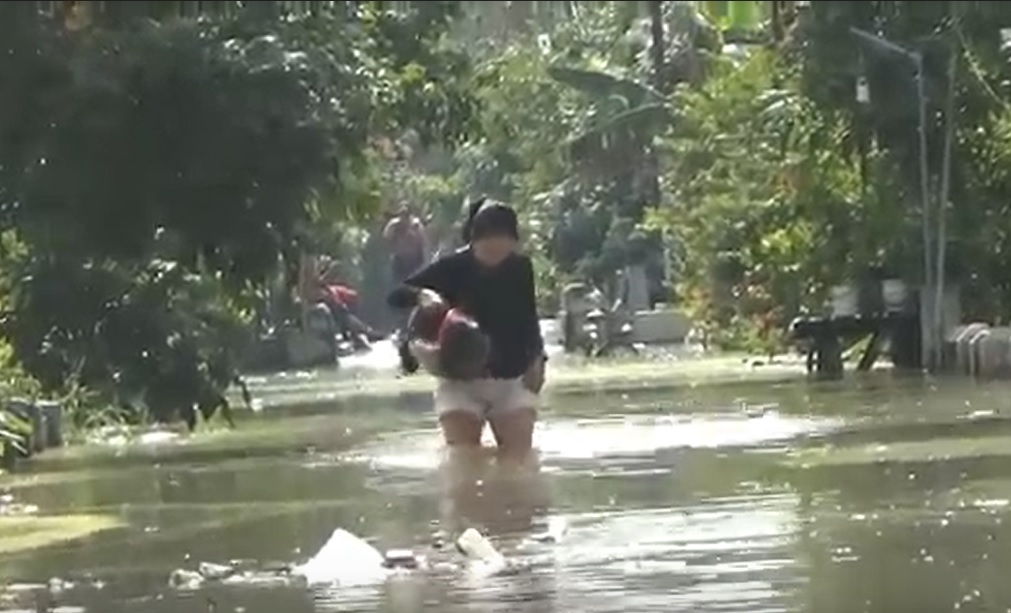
xmin=851 ymin=28 xmax=936 ymax=370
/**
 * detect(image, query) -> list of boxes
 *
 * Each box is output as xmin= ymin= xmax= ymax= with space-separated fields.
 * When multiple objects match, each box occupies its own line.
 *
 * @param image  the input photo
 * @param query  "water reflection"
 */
xmin=13 ymin=376 xmax=1011 ymax=611
xmin=435 ymin=446 xmax=550 ymax=538
xmin=548 ymin=497 xmax=800 ymax=613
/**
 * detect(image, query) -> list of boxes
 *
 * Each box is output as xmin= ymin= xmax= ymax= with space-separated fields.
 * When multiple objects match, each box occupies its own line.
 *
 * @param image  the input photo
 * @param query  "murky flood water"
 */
xmin=5 ymin=365 xmax=1011 ymax=612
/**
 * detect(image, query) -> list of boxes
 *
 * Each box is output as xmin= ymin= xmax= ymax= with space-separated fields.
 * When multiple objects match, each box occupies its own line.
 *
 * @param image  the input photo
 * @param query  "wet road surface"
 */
xmin=3 ymin=367 xmax=1011 ymax=613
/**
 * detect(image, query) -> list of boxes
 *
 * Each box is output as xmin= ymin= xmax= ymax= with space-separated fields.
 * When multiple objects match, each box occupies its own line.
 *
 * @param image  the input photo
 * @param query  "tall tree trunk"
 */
xmin=934 ymin=5 xmax=959 ymax=370
xmin=638 ymin=1 xmax=667 ymax=296
xmin=648 ymin=0 xmax=666 ymax=92
xmin=772 ymin=1 xmax=784 ymax=42
xmin=242 ymin=0 xmax=279 ymax=21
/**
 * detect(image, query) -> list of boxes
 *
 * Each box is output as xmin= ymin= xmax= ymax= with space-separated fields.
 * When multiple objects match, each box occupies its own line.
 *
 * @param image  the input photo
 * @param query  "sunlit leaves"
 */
xmin=661 ymin=48 xmax=867 ymax=350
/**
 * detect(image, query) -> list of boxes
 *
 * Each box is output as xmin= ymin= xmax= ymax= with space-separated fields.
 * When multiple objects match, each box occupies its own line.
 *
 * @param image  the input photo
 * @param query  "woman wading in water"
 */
xmin=388 ymin=198 xmax=546 ymax=456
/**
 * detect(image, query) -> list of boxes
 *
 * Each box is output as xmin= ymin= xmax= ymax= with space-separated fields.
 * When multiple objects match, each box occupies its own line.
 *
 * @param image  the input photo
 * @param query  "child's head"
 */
xmin=401 ymin=302 xmax=488 ymax=380
xmin=406 ymin=301 xmax=450 ymax=343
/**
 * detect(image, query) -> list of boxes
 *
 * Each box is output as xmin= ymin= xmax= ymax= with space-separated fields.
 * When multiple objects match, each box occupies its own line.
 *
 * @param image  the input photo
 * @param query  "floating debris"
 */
xmin=383 ymin=549 xmax=423 ymax=570
xmin=168 ymin=522 xmax=562 ymax=592
xmin=168 ymin=569 xmax=204 ymax=591
xmin=456 ymin=528 xmax=507 ymax=577
xmin=197 ymin=562 xmax=234 ymax=581
xmin=531 ymin=516 xmax=569 ymax=544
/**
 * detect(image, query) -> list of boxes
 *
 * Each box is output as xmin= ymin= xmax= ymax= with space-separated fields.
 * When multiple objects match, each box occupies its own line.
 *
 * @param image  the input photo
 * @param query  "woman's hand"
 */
xmin=522 ymin=353 xmax=546 ymax=394
xmin=408 ymin=339 xmax=445 ymax=377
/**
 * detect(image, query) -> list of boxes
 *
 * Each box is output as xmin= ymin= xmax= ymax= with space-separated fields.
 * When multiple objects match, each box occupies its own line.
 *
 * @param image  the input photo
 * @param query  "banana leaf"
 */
xmin=548 ymin=66 xmax=665 ymax=107
xmin=0 ymin=410 xmax=29 ymax=456
xmin=0 ymin=409 xmax=31 ymax=436
xmin=566 ymin=103 xmax=671 ymax=156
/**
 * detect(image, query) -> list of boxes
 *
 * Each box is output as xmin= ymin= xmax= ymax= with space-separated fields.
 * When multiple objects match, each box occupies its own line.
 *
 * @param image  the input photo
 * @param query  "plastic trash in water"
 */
xmin=531 ymin=516 xmax=569 ymax=544
xmin=383 ymin=549 xmax=423 ymax=570
xmin=455 ymin=528 xmax=500 ymax=561
xmin=173 ymin=527 xmax=517 ymax=590
xmin=198 ymin=562 xmax=234 ymax=580
xmin=456 ymin=528 xmax=507 ymax=577
xmin=168 ymin=569 xmax=204 ymax=591
xmin=291 ymin=528 xmax=390 ymax=587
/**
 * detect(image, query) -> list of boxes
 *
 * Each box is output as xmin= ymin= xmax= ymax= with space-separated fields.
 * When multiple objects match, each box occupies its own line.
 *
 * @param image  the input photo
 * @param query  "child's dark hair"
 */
xmin=399 ymin=303 xmax=447 ymax=375
xmin=394 ymin=307 xmax=426 ymax=374
xmin=398 ymin=337 xmax=420 ymax=375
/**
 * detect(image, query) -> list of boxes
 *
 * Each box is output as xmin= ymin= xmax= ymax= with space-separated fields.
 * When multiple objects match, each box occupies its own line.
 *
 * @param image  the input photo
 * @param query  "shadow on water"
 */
xmin=9 ymin=370 xmax=1011 ymax=611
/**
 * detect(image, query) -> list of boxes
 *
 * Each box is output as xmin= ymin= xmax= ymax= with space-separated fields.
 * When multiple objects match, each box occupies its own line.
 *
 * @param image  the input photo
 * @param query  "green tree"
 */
xmin=0 ymin=2 xmax=477 ymax=427
xmin=651 ymin=50 xmax=873 ymax=350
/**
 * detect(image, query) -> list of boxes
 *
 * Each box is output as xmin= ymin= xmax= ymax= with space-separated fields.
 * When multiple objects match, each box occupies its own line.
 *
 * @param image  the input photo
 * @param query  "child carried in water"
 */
xmin=400 ymin=299 xmax=490 ymax=381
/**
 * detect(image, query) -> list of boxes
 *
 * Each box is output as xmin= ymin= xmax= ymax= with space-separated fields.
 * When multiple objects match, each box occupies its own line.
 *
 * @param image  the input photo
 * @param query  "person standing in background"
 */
xmin=383 ymin=203 xmax=428 ymax=336
xmin=383 ymin=202 xmax=429 ymax=284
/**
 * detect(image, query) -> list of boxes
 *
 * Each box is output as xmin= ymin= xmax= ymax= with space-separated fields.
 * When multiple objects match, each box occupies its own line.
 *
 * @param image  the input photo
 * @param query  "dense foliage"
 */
xmin=8 ymin=1 xmax=1011 ymax=430
xmin=0 ymin=1 xmax=477 ymax=428
xmin=398 ymin=1 xmax=1011 ymax=352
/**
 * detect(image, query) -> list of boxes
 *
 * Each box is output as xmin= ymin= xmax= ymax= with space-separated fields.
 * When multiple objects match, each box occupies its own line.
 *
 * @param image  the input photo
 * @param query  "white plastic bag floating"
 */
xmin=291 ymin=528 xmax=390 ymax=587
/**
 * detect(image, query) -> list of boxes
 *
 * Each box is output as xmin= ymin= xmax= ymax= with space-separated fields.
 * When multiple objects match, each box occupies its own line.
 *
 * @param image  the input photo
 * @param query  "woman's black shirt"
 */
xmin=387 ymin=248 xmax=544 ymax=379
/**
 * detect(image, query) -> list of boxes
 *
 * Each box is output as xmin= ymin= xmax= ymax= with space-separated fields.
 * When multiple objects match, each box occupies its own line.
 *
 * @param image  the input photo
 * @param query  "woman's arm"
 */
xmin=518 ymin=256 xmax=545 ymax=362
xmin=518 ymin=257 xmax=546 ymax=392
xmin=386 ymin=255 xmax=458 ymax=309
xmin=408 ymin=339 xmax=445 ymax=377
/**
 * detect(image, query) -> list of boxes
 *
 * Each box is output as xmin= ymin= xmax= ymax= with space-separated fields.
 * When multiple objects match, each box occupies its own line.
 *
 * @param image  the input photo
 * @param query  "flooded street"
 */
xmin=4 ymin=363 xmax=1011 ymax=613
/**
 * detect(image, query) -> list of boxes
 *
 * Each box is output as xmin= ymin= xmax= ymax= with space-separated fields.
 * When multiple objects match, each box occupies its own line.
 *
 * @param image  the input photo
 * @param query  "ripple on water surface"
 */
xmin=347 ymin=411 xmax=842 ymax=472
xmin=297 ymin=412 xmax=833 ymax=612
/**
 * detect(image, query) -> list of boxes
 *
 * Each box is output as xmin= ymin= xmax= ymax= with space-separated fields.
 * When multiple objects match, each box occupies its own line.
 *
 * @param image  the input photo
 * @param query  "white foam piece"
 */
xmin=291 ymin=528 xmax=390 ymax=586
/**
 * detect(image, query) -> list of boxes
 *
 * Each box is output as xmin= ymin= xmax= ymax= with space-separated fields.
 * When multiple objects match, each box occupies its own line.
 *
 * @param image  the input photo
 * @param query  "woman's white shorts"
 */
xmin=434 ymin=377 xmax=539 ymax=419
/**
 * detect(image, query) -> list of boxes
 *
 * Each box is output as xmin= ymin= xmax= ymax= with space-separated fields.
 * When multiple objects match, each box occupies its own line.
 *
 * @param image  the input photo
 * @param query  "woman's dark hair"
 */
xmin=461 ymin=196 xmax=487 ymax=243
xmin=461 ymin=196 xmax=519 ymax=243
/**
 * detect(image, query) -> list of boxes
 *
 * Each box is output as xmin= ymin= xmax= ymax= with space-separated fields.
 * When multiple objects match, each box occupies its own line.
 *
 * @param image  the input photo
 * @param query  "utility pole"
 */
xmin=850 ymin=27 xmax=936 ymax=370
